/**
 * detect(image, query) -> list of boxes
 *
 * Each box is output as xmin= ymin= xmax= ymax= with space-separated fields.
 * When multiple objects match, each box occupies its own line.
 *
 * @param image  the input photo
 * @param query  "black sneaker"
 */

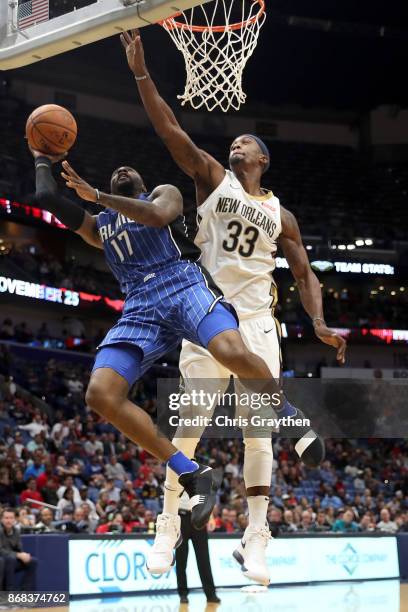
xmin=279 ymin=401 xmax=325 ymax=467
xmin=178 ymin=464 xmax=220 ymax=529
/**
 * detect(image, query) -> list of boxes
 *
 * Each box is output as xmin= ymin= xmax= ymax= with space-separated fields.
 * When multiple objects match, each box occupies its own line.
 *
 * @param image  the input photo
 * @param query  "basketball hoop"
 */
xmin=160 ymin=0 xmax=266 ymax=112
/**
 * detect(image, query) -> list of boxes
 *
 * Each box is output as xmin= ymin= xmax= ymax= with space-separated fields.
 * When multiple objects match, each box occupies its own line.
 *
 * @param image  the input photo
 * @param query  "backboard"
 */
xmin=0 ymin=0 xmax=208 ymax=70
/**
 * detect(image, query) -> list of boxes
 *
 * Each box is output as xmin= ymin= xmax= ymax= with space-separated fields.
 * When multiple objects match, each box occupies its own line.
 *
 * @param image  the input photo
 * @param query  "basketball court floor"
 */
xmin=13 ymin=581 xmax=408 ymax=612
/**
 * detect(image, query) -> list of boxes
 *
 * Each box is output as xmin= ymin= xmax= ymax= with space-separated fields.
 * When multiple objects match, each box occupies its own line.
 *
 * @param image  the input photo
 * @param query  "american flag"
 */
xmin=18 ymin=0 xmax=49 ymax=29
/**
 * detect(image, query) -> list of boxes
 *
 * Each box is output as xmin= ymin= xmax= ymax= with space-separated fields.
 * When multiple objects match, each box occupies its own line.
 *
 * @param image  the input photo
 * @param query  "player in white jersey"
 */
xmin=121 ymin=30 xmax=347 ymax=588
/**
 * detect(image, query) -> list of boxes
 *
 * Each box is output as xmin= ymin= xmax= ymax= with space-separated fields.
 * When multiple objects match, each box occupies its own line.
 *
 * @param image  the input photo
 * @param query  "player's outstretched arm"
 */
xmin=279 ymin=207 xmax=347 ymax=364
xmin=120 ymin=30 xmax=224 ymax=195
xmin=62 ymin=161 xmax=182 ymax=228
xmin=31 ymin=149 xmax=102 ymax=249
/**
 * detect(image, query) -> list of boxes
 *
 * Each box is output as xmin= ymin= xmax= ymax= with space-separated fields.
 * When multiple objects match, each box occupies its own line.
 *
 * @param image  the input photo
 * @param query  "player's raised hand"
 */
xmin=28 ymin=142 xmax=67 ymax=164
xmin=313 ymin=321 xmax=347 ymax=364
xmin=61 ymin=160 xmax=98 ymax=203
xmin=120 ymin=29 xmax=146 ymax=76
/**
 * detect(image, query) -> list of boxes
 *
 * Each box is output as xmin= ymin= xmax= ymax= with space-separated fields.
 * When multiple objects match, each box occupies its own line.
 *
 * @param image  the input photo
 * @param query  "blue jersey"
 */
xmin=94 ymin=191 xmax=238 ymax=378
xmin=96 ymin=193 xmax=200 ymax=293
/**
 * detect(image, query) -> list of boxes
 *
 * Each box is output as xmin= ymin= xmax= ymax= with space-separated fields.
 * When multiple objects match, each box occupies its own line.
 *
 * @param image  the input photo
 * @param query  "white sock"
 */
xmin=247 ymin=496 xmax=269 ymax=529
xmin=162 ymin=483 xmax=181 ymax=516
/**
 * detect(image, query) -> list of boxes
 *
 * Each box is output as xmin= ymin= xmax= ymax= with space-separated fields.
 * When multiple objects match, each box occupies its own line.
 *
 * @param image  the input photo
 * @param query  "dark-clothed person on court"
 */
xmin=0 ymin=509 xmax=37 ymax=591
xmin=176 ymin=493 xmax=220 ymax=604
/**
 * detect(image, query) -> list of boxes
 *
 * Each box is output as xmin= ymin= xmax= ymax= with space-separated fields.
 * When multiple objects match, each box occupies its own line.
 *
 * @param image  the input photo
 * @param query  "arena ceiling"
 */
xmin=6 ymin=0 xmax=408 ymax=112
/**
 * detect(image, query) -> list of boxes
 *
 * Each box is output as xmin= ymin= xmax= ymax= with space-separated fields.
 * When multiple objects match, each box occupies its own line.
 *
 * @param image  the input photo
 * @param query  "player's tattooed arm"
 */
xmin=93 ymin=183 xmax=183 ymax=227
xmin=120 ymin=29 xmax=224 ymax=199
xmin=62 ymin=161 xmax=182 ymax=227
xmin=93 ymin=184 xmax=182 ymax=227
xmin=279 ymin=206 xmax=347 ymax=364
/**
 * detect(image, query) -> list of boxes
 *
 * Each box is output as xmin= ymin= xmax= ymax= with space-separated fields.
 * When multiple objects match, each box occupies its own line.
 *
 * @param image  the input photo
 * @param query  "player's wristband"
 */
xmin=35 ymin=157 xmax=85 ymax=231
xmin=134 ymin=74 xmax=148 ymax=81
xmin=35 ymin=156 xmax=52 ymax=169
xmin=95 ymin=188 xmax=100 ymax=203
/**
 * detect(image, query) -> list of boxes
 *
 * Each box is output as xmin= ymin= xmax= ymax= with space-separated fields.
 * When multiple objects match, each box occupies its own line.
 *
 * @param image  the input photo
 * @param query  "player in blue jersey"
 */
xmin=31 ymin=148 xmax=285 ymax=531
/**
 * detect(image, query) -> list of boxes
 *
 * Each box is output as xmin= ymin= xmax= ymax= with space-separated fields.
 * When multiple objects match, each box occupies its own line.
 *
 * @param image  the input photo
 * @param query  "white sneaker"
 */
xmin=233 ymin=524 xmax=271 ymax=586
xmin=146 ymin=513 xmax=182 ymax=575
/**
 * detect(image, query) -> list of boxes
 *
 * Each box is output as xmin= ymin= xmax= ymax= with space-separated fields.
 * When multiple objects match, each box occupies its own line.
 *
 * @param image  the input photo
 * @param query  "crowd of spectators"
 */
xmin=204 ymin=438 xmax=407 ymax=535
xmin=0 ymin=315 xmax=106 ymax=353
xmin=281 ymin=283 xmax=408 ymax=329
xmin=0 ymin=343 xmax=407 ymax=537
xmin=5 ymin=244 xmax=120 ymax=299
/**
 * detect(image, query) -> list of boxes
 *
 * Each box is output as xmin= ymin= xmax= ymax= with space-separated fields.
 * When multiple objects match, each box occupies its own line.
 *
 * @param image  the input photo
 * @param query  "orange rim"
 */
xmin=159 ymin=0 xmax=265 ymax=32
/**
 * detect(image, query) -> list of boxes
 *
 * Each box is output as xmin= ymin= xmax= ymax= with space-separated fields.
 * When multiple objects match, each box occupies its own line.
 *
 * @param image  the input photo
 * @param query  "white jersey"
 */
xmin=195 ymin=170 xmax=282 ymax=318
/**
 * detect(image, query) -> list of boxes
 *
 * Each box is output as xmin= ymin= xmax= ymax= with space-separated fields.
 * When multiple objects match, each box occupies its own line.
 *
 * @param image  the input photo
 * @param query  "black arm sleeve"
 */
xmin=35 ymin=157 xmax=86 ymax=231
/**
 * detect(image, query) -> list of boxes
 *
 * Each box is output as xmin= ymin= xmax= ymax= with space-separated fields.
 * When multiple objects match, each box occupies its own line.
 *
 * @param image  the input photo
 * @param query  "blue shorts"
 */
xmin=92 ymin=262 xmax=238 ymax=386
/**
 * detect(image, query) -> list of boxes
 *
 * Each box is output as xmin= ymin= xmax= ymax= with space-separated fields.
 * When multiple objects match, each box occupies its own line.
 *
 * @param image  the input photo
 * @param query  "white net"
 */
xmin=161 ymin=0 xmax=266 ymax=112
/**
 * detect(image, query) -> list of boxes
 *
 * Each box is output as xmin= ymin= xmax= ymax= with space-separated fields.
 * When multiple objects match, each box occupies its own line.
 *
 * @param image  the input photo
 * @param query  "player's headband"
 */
xmin=244 ymin=134 xmax=270 ymax=174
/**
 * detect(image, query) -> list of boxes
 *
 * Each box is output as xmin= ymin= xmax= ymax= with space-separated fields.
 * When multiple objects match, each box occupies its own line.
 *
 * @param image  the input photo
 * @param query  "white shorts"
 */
xmin=178 ymin=314 xmax=281 ymax=435
xmin=180 ymin=313 xmax=282 ymax=382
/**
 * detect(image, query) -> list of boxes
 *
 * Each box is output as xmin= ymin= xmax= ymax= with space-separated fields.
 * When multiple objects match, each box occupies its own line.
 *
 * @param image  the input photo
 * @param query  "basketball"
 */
xmin=25 ymin=104 xmax=77 ymax=155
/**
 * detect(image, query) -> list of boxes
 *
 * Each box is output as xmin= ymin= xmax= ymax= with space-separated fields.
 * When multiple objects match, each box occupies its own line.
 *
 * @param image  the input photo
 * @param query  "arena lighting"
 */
xmin=0 ymin=275 xmax=124 ymax=312
xmin=333 ymin=262 xmax=395 ymax=275
xmin=0 ymin=264 xmax=396 ymax=313
xmin=347 ymin=244 xmax=355 ymax=250
xmin=338 ymin=245 xmax=346 ymax=250
xmin=306 ymin=259 xmax=395 ymax=275
xmin=355 ymin=239 xmax=365 ymax=246
xmin=362 ymin=328 xmax=391 ymax=344
xmin=326 ymin=327 xmax=351 ymax=338
xmin=365 ymin=239 xmax=374 ymax=246
xmin=0 ymin=198 xmax=65 ymax=228
xmin=275 ymin=257 xmax=290 ymax=269
xmin=318 ymin=327 xmax=408 ymax=344
xmin=310 ymin=260 xmax=334 ymax=272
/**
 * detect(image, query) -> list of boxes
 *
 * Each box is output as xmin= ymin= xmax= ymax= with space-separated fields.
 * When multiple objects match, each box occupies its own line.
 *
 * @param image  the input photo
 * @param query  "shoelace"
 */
xmin=153 ymin=517 xmax=179 ymax=554
xmin=245 ymin=526 xmax=271 ymax=548
xmin=156 ymin=515 xmax=178 ymax=536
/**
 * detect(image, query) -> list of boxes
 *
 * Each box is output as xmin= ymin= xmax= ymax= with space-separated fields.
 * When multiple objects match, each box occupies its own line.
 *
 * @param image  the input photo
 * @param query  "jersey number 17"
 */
xmin=110 ymin=230 xmax=134 ymax=262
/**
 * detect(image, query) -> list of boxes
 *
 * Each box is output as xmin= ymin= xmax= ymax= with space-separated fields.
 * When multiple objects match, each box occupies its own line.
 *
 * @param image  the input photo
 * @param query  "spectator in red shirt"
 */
xmin=214 ymin=507 xmax=235 ymax=533
xmin=122 ymin=480 xmax=137 ymax=502
xmin=121 ymin=507 xmax=140 ymax=533
xmin=36 ymin=461 xmax=58 ymax=492
xmin=133 ymin=464 xmax=152 ymax=490
xmin=20 ymin=478 xmax=44 ymax=510
xmin=96 ymin=512 xmax=124 ymax=534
